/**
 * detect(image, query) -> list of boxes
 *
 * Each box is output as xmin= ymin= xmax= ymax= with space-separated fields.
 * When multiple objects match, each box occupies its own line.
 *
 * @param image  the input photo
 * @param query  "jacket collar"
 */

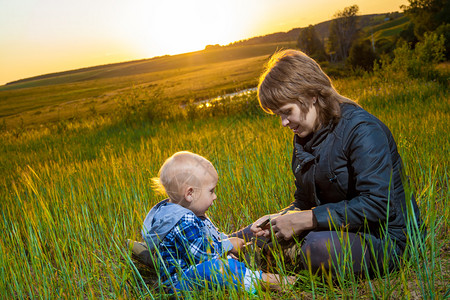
xmin=293 ymin=120 xmax=334 ymax=173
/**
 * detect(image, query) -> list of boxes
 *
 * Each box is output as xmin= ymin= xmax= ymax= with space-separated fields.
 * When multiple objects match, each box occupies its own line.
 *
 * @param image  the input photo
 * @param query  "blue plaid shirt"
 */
xmin=157 ymin=212 xmax=229 ymax=287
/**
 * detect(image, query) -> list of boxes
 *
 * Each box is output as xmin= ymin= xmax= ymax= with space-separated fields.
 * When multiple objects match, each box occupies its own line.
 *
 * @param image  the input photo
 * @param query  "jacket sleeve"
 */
xmin=173 ymin=214 xmax=224 ymax=263
xmin=312 ymin=120 xmax=396 ymax=230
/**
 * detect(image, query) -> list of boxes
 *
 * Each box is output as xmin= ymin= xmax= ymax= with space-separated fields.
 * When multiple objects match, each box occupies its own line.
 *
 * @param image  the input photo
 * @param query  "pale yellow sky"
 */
xmin=0 ymin=0 xmax=408 ymax=86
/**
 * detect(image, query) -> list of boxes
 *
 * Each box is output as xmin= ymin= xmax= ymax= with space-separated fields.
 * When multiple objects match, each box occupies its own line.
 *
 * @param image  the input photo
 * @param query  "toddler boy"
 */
xmin=141 ymin=151 xmax=294 ymax=293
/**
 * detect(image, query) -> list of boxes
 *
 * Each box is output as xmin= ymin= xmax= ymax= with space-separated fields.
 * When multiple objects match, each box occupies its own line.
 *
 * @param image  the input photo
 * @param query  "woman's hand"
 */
xmin=266 ymin=210 xmax=317 ymax=241
xmin=227 ymin=237 xmax=246 ymax=255
xmin=250 ymin=213 xmax=280 ymax=237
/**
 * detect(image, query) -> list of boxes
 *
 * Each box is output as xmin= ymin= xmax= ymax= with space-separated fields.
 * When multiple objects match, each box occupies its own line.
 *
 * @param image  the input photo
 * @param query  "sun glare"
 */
xmin=136 ymin=1 xmax=241 ymax=56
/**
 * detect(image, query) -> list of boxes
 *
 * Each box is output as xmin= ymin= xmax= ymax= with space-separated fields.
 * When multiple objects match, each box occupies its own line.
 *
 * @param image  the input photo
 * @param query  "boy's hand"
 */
xmin=227 ymin=237 xmax=246 ymax=255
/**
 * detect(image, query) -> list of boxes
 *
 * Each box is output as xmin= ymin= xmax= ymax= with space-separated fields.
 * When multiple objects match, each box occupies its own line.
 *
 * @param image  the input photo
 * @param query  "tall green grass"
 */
xmin=0 ymin=75 xmax=448 ymax=298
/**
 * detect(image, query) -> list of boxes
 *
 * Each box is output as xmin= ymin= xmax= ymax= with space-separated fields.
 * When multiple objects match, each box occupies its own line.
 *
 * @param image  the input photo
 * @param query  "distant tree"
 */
xmin=347 ymin=39 xmax=377 ymax=71
xmin=374 ymin=38 xmax=396 ymax=56
xmin=377 ymin=32 xmax=446 ymax=80
xmin=399 ymin=22 xmax=420 ymax=48
xmin=435 ymin=23 xmax=450 ymax=58
xmin=328 ymin=5 xmax=360 ymax=61
xmin=205 ymin=44 xmax=221 ymax=50
xmin=297 ymin=25 xmax=327 ymax=61
xmin=401 ymin=0 xmax=450 ymax=38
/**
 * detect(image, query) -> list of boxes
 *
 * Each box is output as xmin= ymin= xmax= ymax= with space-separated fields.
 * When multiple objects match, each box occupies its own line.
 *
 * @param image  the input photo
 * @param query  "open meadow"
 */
xmin=0 ymin=60 xmax=449 ymax=298
xmin=0 ymin=42 xmax=295 ymax=130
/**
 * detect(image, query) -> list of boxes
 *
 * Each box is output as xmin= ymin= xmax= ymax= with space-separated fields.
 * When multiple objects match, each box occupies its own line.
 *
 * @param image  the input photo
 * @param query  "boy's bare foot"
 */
xmin=126 ymin=239 xmax=153 ymax=266
xmin=285 ymin=275 xmax=297 ymax=285
xmin=261 ymin=273 xmax=297 ymax=291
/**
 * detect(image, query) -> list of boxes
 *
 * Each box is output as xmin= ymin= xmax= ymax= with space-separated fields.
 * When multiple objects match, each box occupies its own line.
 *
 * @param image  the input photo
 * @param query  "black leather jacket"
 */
xmin=291 ymin=103 xmax=421 ymax=250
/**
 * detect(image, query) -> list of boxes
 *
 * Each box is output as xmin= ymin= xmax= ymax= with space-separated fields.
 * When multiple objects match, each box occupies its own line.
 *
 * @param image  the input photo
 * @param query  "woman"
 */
xmin=236 ymin=49 xmax=422 ymax=275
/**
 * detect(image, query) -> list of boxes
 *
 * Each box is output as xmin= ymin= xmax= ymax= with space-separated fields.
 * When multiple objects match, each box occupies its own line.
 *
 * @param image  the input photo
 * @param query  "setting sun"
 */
xmin=138 ymin=1 xmax=240 ymax=55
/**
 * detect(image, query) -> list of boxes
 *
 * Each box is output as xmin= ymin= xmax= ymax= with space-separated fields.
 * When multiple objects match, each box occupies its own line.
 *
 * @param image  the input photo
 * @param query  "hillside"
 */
xmin=0 ymin=12 xmax=408 ymax=130
xmin=3 ymin=12 xmax=405 ymax=91
xmin=229 ymin=12 xmax=404 ymax=46
xmin=0 ymin=42 xmax=298 ymax=128
xmin=1 ymin=43 xmax=290 ymax=91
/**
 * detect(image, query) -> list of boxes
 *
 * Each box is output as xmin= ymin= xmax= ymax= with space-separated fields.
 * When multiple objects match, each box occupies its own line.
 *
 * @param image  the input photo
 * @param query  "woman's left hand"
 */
xmin=267 ymin=210 xmax=317 ymax=241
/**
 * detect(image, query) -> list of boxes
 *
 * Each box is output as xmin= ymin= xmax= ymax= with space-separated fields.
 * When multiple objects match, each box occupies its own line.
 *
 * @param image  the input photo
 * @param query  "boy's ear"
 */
xmin=184 ymin=186 xmax=195 ymax=202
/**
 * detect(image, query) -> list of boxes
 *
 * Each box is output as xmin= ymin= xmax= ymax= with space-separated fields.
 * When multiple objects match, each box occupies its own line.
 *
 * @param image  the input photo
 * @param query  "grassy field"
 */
xmin=0 ymin=42 xmax=297 ymax=129
xmin=364 ymin=16 xmax=410 ymax=41
xmin=0 ymin=15 xmax=411 ymax=131
xmin=0 ymin=65 xmax=448 ymax=298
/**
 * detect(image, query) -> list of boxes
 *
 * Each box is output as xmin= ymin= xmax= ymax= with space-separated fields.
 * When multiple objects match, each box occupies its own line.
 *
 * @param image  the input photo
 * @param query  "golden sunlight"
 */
xmin=138 ymin=1 xmax=241 ymax=56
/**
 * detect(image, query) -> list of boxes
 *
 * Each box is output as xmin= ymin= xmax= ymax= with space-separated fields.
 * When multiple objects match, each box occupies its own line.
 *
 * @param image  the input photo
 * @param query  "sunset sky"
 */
xmin=0 ymin=0 xmax=408 ymax=86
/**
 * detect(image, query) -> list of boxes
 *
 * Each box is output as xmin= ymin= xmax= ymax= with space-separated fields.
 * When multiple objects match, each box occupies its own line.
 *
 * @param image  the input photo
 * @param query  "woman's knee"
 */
xmin=300 ymin=232 xmax=336 ymax=271
xmin=299 ymin=231 xmax=369 ymax=274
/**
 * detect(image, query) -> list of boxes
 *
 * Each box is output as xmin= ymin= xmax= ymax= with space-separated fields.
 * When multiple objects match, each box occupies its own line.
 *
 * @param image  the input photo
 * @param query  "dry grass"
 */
xmin=0 ymin=55 xmax=270 ymax=129
xmin=0 ymin=42 xmax=296 ymax=130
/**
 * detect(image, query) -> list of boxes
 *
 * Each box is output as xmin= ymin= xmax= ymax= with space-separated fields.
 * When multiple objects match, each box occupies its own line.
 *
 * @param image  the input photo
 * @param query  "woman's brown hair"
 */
xmin=257 ymin=49 xmax=357 ymax=128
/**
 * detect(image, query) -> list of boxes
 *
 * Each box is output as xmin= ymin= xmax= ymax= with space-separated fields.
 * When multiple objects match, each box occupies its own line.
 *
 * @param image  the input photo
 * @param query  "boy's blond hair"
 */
xmin=152 ymin=151 xmax=215 ymax=203
xmin=257 ymin=49 xmax=358 ymax=128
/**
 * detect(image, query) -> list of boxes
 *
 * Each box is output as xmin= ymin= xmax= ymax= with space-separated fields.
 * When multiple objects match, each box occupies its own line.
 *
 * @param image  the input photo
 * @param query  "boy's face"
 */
xmin=188 ymin=165 xmax=218 ymax=217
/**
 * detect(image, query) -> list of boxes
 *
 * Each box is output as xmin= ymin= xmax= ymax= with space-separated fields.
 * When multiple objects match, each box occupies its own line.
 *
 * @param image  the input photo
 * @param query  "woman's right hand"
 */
xmin=250 ymin=213 xmax=279 ymax=237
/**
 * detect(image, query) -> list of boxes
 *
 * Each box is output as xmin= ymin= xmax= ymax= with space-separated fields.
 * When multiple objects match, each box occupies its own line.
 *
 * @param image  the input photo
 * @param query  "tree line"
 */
xmin=296 ymin=0 xmax=449 ymax=71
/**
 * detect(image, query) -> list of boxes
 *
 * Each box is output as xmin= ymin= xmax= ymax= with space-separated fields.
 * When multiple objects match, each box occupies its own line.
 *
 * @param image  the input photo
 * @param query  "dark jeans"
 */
xmin=231 ymin=225 xmax=402 ymax=276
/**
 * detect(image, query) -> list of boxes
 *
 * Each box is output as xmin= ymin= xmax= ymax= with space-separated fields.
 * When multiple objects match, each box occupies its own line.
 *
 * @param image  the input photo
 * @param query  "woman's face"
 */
xmin=274 ymin=100 xmax=318 ymax=138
